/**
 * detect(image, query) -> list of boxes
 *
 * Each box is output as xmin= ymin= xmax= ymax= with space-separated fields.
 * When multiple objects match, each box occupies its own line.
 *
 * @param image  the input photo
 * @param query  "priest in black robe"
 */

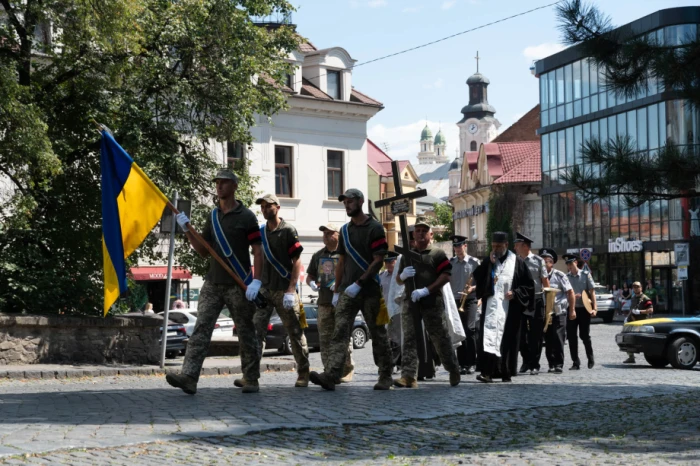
xmin=472 ymin=231 xmax=534 ymax=382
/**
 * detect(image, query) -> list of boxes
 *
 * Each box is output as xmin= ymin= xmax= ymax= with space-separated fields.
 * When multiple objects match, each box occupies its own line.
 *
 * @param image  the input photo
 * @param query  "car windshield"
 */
xmin=595 ymin=286 xmax=611 ymax=295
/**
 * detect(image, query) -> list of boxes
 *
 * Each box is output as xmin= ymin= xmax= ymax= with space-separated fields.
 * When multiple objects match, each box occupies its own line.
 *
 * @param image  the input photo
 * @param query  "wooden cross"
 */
xmin=374 ymin=161 xmax=429 ymax=278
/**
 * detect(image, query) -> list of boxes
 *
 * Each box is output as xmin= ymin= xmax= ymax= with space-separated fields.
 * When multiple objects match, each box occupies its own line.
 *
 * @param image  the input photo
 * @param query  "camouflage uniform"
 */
xmin=317 ymin=303 xmax=353 ymax=376
xmin=398 ymin=246 xmax=459 ymax=380
xmin=253 ymin=218 xmax=309 ymax=376
xmin=183 ymin=282 xmax=259 ymax=382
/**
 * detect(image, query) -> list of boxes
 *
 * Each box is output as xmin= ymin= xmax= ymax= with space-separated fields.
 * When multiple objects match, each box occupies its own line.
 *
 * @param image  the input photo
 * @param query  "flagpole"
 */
xmin=160 ymin=191 xmax=178 ymax=369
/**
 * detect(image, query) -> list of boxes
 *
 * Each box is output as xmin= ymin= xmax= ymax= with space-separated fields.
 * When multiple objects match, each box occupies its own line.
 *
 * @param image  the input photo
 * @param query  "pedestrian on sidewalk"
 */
xmin=623 ymin=281 xmax=654 ymax=364
xmin=166 ymin=169 xmax=263 ymax=395
xmin=253 ymin=193 xmax=309 ymax=388
xmin=309 ymin=189 xmax=394 ymax=391
xmin=307 ymin=223 xmax=354 ymax=383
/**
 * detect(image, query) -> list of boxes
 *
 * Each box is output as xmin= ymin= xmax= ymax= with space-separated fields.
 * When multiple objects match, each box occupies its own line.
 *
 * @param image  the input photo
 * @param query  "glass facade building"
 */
xmin=535 ymin=7 xmax=700 ymax=314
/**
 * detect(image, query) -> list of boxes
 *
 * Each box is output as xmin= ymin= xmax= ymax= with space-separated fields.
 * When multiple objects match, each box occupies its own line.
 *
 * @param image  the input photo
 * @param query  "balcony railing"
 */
xmin=250 ymin=11 xmax=293 ymax=26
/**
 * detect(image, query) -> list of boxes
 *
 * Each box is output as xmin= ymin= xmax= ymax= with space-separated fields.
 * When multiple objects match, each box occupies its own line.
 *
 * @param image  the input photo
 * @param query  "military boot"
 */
xmin=165 ymin=373 xmax=197 ymax=395
xmin=393 ymin=376 xmax=418 ymax=388
xmin=339 ymin=370 xmax=354 ymax=384
xmin=309 ymin=371 xmax=336 ymax=391
xmin=242 ymin=380 xmax=259 ymax=393
xmin=449 ymin=370 xmax=461 ymax=387
xmin=233 ymin=378 xmax=247 ymax=388
xmin=373 ymin=375 xmax=393 ymax=390
xmin=295 ymin=371 xmax=310 ymax=388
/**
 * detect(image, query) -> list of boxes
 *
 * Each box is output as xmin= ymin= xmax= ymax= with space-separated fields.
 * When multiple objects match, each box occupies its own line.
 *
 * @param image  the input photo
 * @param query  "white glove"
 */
xmin=309 ymin=281 xmax=320 ymax=292
xmin=176 ymin=212 xmax=190 ymax=231
xmin=283 ymin=293 xmax=296 ymax=309
xmin=330 ymin=282 xmax=336 ymax=292
xmin=345 ymin=282 xmax=361 ymax=298
xmin=245 ymin=279 xmax=261 ymax=301
xmin=332 ymin=293 xmax=339 ymax=307
xmin=400 ymin=266 xmax=416 ymax=282
xmin=411 ymin=287 xmax=430 ymax=303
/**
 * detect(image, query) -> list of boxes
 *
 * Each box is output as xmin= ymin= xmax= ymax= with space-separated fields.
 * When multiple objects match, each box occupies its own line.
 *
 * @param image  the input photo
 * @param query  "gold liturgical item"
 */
xmin=542 ymin=286 xmax=558 ymax=332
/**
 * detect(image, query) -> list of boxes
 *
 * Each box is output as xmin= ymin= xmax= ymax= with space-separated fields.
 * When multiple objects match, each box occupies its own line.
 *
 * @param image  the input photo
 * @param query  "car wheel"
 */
xmin=666 ymin=336 xmax=698 ymax=370
xmin=643 ymin=353 xmax=669 ymax=368
xmin=165 ymin=350 xmax=177 ymax=359
xmin=352 ymin=328 xmax=367 ymax=349
xmin=282 ymin=336 xmax=292 ymax=355
xmin=602 ymin=312 xmax=614 ymax=323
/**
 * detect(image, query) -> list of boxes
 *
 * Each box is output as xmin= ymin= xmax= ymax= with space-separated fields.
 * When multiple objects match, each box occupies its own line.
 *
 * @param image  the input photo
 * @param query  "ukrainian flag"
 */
xmin=101 ymin=130 xmax=169 ymax=316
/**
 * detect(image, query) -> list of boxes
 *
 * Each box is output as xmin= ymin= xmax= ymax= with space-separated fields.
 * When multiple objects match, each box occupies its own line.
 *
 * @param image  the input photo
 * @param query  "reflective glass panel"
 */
xmin=648 ymin=104 xmax=659 ymax=150
xmin=542 ymin=134 xmax=550 ymax=172
xmin=637 ymin=107 xmax=647 ymax=151
xmin=556 ymin=67 xmax=565 ymax=105
xmin=566 ymin=127 xmax=574 ymax=167
xmin=582 ymin=59 xmax=590 ymax=97
xmin=565 ymin=64 xmax=573 ymax=103
xmin=573 ymin=60 xmax=582 ymax=100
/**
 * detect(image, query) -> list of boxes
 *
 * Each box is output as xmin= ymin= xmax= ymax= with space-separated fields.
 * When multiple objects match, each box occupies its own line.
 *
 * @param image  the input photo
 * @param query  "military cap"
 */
xmin=492 ymin=231 xmax=508 ymax=243
xmin=384 ymin=251 xmax=399 ymax=262
xmin=338 ymin=188 xmax=364 ymax=201
xmin=450 ymin=235 xmax=468 ymax=246
xmin=213 ymin=169 xmax=239 ymax=183
xmin=632 ymin=281 xmax=642 ymax=288
xmin=562 ymin=253 xmax=579 ymax=264
xmin=414 ymin=216 xmax=432 ymax=229
xmin=514 ymin=232 xmax=533 ymax=245
xmin=319 ymin=223 xmax=339 ymax=233
xmin=255 ymin=193 xmax=280 ymax=205
xmin=539 ymin=248 xmax=558 ymax=264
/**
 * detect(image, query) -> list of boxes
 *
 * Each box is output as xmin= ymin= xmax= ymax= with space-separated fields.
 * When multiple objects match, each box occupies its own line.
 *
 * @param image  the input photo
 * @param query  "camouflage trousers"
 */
xmin=253 ymin=290 xmax=309 ymax=374
xmin=317 ymin=304 xmax=354 ymax=376
xmin=401 ymin=293 xmax=459 ymax=379
xmin=326 ymin=292 xmax=393 ymax=380
xmin=182 ymin=281 xmax=259 ymax=382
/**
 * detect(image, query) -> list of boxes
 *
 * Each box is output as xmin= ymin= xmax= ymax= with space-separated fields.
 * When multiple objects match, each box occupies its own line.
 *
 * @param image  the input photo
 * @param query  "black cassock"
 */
xmin=472 ymin=252 xmax=534 ymax=379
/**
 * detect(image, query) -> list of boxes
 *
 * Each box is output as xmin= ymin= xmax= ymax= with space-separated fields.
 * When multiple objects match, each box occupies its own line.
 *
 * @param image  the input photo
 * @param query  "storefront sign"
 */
xmin=453 ymin=204 xmax=488 ymax=220
xmin=674 ymin=243 xmax=690 ymax=266
xmin=565 ymin=247 xmax=593 ymax=256
xmin=608 ymin=238 xmax=643 ymax=253
xmin=678 ymin=266 xmax=688 ymax=280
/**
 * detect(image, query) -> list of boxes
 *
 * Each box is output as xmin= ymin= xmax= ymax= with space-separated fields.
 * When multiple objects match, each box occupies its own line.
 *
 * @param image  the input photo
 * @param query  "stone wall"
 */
xmin=0 ymin=314 xmax=162 ymax=365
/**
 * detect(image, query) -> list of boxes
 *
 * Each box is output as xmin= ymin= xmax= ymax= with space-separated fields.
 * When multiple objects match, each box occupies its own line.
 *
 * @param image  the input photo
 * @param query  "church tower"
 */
xmin=457 ymin=52 xmax=501 ymax=156
xmin=448 ymin=153 xmax=462 ymax=197
xmin=418 ymin=123 xmax=435 ymax=164
xmin=433 ymin=128 xmax=449 ymax=163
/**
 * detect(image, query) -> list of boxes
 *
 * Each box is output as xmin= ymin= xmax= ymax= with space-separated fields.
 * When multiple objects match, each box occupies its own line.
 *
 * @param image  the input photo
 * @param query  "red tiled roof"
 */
xmin=492 ymin=105 xmax=540 ymax=143
xmin=350 ymin=88 xmax=383 ymax=107
xmin=492 ymin=142 xmax=541 ymax=185
xmin=262 ymin=75 xmax=294 ymax=93
xmin=464 ymin=151 xmax=478 ymax=170
xmin=300 ymin=77 xmax=332 ymax=100
xmin=493 ymin=152 xmax=542 ymax=184
xmin=367 ymin=139 xmax=409 ymax=176
xmin=299 ymin=41 xmax=317 ymax=52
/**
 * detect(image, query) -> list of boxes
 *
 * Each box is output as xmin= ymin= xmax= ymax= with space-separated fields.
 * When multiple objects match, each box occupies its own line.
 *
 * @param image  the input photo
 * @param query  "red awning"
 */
xmin=130 ymin=266 xmax=192 ymax=281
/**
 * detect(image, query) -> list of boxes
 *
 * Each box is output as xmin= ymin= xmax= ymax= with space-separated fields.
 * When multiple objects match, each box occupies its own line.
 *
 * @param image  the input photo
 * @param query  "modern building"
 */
xmin=535 ymin=7 xmax=700 ymax=313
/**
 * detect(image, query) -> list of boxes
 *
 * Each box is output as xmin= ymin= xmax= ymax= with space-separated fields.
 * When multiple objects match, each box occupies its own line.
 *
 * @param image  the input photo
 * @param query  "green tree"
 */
xmin=557 ymin=0 xmax=700 ymax=207
xmin=486 ymin=189 xmax=514 ymax=255
xmin=0 ymin=0 xmax=299 ymax=315
xmin=428 ymin=202 xmax=454 ymax=242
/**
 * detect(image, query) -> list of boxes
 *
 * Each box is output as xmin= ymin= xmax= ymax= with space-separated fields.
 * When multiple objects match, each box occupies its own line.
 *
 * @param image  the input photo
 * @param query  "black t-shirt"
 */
xmin=307 ymin=247 xmax=340 ymax=305
xmin=337 ymin=217 xmax=388 ymax=297
xmin=398 ymin=246 xmax=452 ymax=307
xmin=261 ymin=219 xmax=303 ymax=291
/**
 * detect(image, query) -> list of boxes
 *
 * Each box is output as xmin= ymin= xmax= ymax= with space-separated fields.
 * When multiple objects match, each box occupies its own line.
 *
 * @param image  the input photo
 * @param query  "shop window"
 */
xmin=275 ymin=145 xmax=293 ymax=197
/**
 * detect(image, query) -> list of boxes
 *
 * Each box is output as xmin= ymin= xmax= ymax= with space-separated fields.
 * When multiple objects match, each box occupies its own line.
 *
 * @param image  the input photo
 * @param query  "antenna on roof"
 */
xmin=382 ymin=142 xmax=390 ymax=153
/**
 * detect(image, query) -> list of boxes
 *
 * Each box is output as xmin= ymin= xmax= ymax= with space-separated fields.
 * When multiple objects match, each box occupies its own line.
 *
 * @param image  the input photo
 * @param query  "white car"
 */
xmin=593 ymin=285 xmax=616 ymax=323
xmin=159 ymin=310 xmax=234 ymax=337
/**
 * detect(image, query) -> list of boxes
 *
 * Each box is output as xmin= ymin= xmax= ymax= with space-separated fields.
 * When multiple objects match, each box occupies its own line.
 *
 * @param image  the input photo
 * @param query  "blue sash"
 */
xmin=340 ymin=223 xmax=380 ymax=285
xmin=260 ymin=224 xmax=291 ymax=280
xmin=211 ymin=208 xmax=252 ymax=285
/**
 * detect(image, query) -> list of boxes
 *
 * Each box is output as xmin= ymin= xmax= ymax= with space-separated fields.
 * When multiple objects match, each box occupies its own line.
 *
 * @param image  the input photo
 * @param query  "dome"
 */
xmin=434 ymin=129 xmax=447 ymax=146
xmin=420 ymin=124 xmax=433 ymax=141
xmin=467 ymin=72 xmax=490 ymax=85
xmin=449 ymin=156 xmax=462 ymax=171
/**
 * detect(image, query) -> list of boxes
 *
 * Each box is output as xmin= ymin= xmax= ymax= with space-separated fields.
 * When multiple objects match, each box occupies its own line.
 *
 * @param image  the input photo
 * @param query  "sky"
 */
xmin=291 ymin=0 xmax=698 ymax=163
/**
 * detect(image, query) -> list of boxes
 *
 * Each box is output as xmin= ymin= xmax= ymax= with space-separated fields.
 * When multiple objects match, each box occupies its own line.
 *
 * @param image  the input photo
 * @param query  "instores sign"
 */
xmin=608 ymin=237 xmax=643 ymax=253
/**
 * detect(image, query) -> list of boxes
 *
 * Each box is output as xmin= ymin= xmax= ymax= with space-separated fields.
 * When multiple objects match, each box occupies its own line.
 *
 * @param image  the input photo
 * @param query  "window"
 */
xmin=286 ymin=73 xmax=294 ymax=90
xmin=470 ymin=141 xmax=477 ymax=151
xmin=226 ymin=141 xmax=245 ymax=169
xmin=327 ymin=70 xmax=341 ymax=100
xmin=275 ymin=145 xmax=293 ymax=197
xmin=327 ymin=150 xmax=343 ymax=199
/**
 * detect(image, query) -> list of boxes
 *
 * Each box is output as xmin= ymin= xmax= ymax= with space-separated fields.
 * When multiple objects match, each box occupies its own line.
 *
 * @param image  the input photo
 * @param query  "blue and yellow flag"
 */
xmin=101 ymin=130 xmax=169 ymax=316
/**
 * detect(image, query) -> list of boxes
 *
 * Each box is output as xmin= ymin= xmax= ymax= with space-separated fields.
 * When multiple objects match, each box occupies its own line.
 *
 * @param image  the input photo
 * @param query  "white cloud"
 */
xmin=368 ymin=120 xmax=461 ymax=163
xmin=367 ymin=0 xmax=387 ymax=7
xmin=522 ymin=43 xmax=566 ymax=61
xmin=402 ymin=6 xmax=420 ymax=13
xmin=423 ymin=78 xmax=444 ymax=89
xmin=441 ymin=0 xmax=456 ymax=9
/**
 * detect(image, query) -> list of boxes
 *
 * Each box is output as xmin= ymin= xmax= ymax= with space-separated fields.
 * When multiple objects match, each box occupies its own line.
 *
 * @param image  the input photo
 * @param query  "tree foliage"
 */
xmin=557 ymin=0 xmax=700 ymax=206
xmin=0 ymin=0 xmax=299 ymax=315
xmin=427 ymin=202 xmax=454 ymax=242
xmin=486 ymin=189 xmax=514 ymax=255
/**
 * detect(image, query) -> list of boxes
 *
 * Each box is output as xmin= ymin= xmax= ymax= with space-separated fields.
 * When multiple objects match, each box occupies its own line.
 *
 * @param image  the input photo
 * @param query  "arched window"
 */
xmin=437 ymin=148 xmax=440 ymax=156
xmin=470 ymin=141 xmax=477 ymax=151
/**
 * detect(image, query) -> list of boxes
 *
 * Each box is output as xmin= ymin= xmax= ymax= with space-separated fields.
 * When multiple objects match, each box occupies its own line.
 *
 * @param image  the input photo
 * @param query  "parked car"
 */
xmin=615 ymin=317 xmax=700 ymax=369
xmin=243 ymin=304 xmax=371 ymax=355
xmin=123 ymin=312 xmax=187 ymax=359
xmin=159 ymin=310 xmax=234 ymax=337
xmin=593 ymin=285 xmax=615 ymax=323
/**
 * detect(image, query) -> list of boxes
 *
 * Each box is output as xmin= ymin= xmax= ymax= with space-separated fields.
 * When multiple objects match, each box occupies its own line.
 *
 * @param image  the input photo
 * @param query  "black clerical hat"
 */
xmin=539 ymin=248 xmax=558 ymax=264
xmin=514 ymin=232 xmax=533 ymax=245
xmin=562 ymin=253 xmax=578 ymax=264
xmin=492 ymin=231 xmax=508 ymax=243
xmin=450 ymin=235 xmax=468 ymax=246
xmin=384 ymin=251 xmax=399 ymax=262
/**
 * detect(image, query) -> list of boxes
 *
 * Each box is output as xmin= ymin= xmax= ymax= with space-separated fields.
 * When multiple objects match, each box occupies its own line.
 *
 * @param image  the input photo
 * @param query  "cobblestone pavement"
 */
xmin=0 ymin=322 xmax=698 ymax=464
